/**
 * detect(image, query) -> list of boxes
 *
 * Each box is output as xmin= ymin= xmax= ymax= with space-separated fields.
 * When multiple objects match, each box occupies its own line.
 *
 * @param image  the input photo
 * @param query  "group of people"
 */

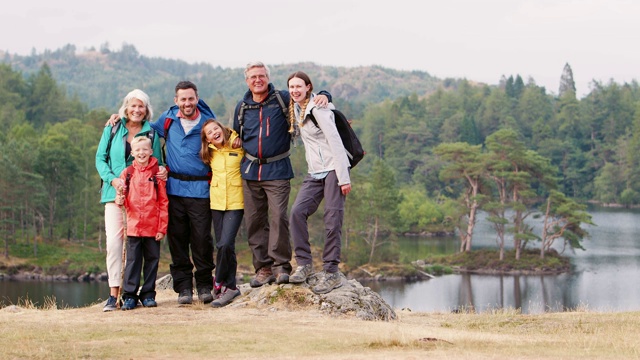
xmin=95 ymin=61 xmax=352 ymax=312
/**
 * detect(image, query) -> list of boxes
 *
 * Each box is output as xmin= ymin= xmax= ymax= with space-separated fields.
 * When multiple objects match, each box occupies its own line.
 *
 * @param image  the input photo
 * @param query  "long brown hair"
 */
xmin=199 ymin=118 xmax=232 ymax=164
xmin=286 ymin=71 xmax=314 ymax=133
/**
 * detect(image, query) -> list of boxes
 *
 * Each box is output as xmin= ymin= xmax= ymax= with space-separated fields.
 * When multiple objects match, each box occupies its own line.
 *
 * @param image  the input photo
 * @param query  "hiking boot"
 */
xmin=177 ymin=289 xmax=193 ymax=305
xmin=211 ymin=288 xmax=241 ymax=308
xmin=121 ymin=298 xmax=137 ymax=311
xmin=275 ymin=272 xmax=290 ymax=285
xmin=289 ymin=264 xmax=313 ymax=284
xmin=142 ymin=298 xmax=157 ymax=308
xmin=312 ymin=271 xmax=343 ymax=294
xmin=249 ymin=267 xmax=275 ymax=288
xmin=103 ymin=295 xmax=117 ymax=312
xmin=197 ymin=288 xmax=214 ymax=304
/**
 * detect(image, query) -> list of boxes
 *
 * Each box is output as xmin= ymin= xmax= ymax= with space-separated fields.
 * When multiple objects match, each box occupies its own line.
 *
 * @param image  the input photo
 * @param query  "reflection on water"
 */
xmin=0 ymin=280 xmax=104 ymax=308
xmin=365 ymin=207 xmax=640 ymax=314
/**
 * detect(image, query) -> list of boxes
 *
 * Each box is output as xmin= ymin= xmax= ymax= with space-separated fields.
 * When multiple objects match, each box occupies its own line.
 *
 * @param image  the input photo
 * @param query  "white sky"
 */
xmin=4 ymin=0 xmax=639 ymax=97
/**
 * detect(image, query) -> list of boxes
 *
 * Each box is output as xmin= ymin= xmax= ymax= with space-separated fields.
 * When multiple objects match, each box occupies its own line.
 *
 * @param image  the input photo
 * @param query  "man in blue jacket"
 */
xmin=233 ymin=62 xmax=331 ymax=287
xmin=152 ymin=81 xmax=215 ymax=304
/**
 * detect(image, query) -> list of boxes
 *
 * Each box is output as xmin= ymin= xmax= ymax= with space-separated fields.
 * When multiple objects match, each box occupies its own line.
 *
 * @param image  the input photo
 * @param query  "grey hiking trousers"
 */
xmin=290 ymin=171 xmax=345 ymax=273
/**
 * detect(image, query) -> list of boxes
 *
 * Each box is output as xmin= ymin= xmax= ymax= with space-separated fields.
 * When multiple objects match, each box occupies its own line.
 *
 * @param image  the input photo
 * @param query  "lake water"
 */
xmin=365 ymin=207 xmax=640 ymax=313
xmin=2 ymin=207 xmax=639 ymax=313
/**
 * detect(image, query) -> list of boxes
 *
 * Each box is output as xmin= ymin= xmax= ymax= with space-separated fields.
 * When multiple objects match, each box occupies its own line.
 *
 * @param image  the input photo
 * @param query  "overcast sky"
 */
xmin=4 ymin=0 xmax=638 ymax=97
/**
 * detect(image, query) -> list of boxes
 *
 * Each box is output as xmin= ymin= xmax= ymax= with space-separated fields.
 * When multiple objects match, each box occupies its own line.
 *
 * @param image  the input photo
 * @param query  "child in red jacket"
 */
xmin=116 ymin=136 xmax=168 ymax=310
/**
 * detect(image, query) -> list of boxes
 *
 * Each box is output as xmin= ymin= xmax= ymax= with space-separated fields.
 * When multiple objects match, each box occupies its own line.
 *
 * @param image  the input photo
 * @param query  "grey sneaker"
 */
xmin=177 ymin=289 xmax=193 ymax=304
xmin=211 ymin=288 xmax=241 ymax=308
xmin=197 ymin=288 xmax=214 ymax=303
xmin=289 ymin=264 xmax=313 ymax=284
xmin=249 ymin=267 xmax=276 ymax=288
xmin=312 ymin=271 xmax=343 ymax=294
xmin=103 ymin=295 xmax=117 ymax=312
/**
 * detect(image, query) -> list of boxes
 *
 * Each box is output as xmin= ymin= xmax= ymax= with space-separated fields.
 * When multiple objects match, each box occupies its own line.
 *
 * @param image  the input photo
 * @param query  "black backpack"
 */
xmin=309 ymin=109 xmax=365 ymax=168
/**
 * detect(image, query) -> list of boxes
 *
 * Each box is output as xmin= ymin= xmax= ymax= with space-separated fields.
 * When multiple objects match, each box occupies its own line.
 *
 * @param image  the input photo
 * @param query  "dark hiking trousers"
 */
xmin=212 ymin=209 xmax=244 ymax=289
xmin=243 ymin=179 xmax=292 ymax=276
xmin=290 ymin=171 xmax=345 ymax=273
xmin=122 ymin=236 xmax=160 ymax=301
xmin=167 ymin=196 xmax=214 ymax=293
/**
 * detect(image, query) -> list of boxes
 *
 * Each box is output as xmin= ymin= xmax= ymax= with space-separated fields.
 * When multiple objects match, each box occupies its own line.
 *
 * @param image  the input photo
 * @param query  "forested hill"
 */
xmin=0 ymin=43 xmax=442 ymax=118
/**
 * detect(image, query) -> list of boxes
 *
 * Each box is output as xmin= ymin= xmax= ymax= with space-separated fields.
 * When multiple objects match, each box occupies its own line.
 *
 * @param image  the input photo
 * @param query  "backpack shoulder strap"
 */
xmin=151 ymin=161 xmax=159 ymax=191
xmin=273 ymin=90 xmax=288 ymax=115
xmin=238 ymin=91 xmax=289 ymax=140
xmin=163 ymin=118 xmax=173 ymax=139
xmin=161 ymin=118 xmax=173 ymax=163
xmin=237 ymin=102 xmax=249 ymax=139
xmin=104 ymin=122 xmax=121 ymax=164
xmin=123 ymin=165 xmax=134 ymax=195
xmin=147 ymin=126 xmax=155 ymax=144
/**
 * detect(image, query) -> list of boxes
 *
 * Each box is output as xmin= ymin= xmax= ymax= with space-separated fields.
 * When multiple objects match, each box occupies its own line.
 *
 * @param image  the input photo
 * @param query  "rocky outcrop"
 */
xmin=155 ymin=273 xmax=396 ymax=321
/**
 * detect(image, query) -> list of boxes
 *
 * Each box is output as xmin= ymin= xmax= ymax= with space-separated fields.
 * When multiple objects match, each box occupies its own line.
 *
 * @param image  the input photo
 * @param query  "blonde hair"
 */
xmin=199 ymin=118 xmax=232 ymax=165
xmin=118 ymin=89 xmax=153 ymax=121
xmin=131 ymin=136 xmax=152 ymax=149
xmin=286 ymin=71 xmax=314 ymax=133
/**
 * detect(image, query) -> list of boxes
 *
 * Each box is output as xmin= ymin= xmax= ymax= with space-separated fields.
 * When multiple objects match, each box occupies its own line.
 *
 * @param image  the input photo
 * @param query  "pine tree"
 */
xmin=559 ymin=63 xmax=576 ymax=97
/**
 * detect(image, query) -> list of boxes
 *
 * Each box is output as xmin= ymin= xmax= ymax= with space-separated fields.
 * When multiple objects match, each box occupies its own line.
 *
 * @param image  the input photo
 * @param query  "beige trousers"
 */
xmin=104 ymin=202 xmax=124 ymax=287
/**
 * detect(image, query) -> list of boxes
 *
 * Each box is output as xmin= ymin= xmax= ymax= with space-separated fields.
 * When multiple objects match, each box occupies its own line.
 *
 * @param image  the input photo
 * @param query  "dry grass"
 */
xmin=1 ymin=289 xmax=639 ymax=359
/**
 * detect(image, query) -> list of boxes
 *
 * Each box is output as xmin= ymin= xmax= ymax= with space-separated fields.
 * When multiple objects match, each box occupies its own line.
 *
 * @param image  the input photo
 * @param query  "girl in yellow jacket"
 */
xmin=199 ymin=119 xmax=244 ymax=307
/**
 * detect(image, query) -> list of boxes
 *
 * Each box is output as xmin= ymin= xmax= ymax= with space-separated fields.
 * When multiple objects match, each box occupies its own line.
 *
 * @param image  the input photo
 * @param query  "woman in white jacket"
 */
xmin=287 ymin=71 xmax=351 ymax=294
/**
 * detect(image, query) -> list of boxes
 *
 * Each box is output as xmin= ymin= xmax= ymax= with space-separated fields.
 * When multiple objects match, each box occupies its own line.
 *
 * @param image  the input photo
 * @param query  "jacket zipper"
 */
xmin=258 ymin=107 xmax=263 ymax=181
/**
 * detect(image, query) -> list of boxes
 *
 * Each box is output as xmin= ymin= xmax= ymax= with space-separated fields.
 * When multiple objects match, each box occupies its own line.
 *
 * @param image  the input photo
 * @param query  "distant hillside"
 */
xmin=0 ymin=44 xmax=445 ymax=117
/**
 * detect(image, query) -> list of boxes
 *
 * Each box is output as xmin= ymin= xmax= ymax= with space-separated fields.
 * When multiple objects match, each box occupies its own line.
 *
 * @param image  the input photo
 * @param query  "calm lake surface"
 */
xmin=2 ymin=207 xmax=639 ymax=313
xmin=365 ymin=207 xmax=640 ymax=313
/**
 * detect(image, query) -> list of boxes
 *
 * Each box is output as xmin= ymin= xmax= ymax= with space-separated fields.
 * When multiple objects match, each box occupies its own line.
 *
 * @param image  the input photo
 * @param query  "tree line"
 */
xmin=0 ymin=57 xmax=638 ymax=269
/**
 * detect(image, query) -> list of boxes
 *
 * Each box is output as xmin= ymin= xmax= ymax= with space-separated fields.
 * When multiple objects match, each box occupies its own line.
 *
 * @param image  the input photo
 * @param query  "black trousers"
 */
xmin=212 ymin=209 xmax=244 ymax=289
xmin=167 ymin=196 xmax=214 ymax=293
xmin=122 ymin=236 xmax=161 ymax=301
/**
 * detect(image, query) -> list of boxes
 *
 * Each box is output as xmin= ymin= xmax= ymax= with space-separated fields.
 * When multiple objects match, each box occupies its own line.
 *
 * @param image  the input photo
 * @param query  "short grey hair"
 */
xmin=244 ymin=61 xmax=270 ymax=80
xmin=118 ymin=89 xmax=153 ymax=121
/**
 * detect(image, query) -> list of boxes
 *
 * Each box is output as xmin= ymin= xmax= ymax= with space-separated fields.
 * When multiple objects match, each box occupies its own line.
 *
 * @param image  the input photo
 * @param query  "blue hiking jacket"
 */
xmin=151 ymin=99 xmax=215 ymax=198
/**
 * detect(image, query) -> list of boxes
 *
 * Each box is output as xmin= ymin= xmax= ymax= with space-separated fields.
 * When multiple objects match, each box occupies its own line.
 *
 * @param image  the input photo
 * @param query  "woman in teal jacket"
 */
xmin=95 ymin=89 xmax=164 ymax=312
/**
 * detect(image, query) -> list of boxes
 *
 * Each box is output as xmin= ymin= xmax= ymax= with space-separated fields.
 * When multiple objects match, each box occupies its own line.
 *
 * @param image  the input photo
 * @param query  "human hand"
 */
xmin=231 ymin=137 xmax=242 ymax=149
xmin=111 ymin=178 xmax=125 ymax=193
xmin=315 ymin=94 xmax=329 ymax=108
xmin=155 ymin=233 xmax=164 ymax=241
xmin=341 ymin=184 xmax=351 ymax=196
xmin=115 ymin=194 xmax=125 ymax=205
xmin=156 ymin=166 xmax=168 ymax=181
xmin=105 ymin=114 xmax=120 ymax=127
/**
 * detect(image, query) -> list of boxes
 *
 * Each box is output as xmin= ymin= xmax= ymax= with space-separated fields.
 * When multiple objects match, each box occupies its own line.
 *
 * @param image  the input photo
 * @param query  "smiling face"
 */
xmin=131 ymin=137 xmax=153 ymax=166
xmin=245 ymin=66 xmax=270 ymax=98
xmin=174 ymin=88 xmax=198 ymax=118
xmin=126 ymin=98 xmax=147 ymax=123
xmin=288 ymin=77 xmax=311 ymax=104
xmin=204 ymin=121 xmax=225 ymax=147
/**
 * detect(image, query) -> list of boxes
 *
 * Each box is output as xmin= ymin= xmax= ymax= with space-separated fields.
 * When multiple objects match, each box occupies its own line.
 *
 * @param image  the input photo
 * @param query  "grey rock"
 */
xmin=155 ymin=274 xmax=173 ymax=290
